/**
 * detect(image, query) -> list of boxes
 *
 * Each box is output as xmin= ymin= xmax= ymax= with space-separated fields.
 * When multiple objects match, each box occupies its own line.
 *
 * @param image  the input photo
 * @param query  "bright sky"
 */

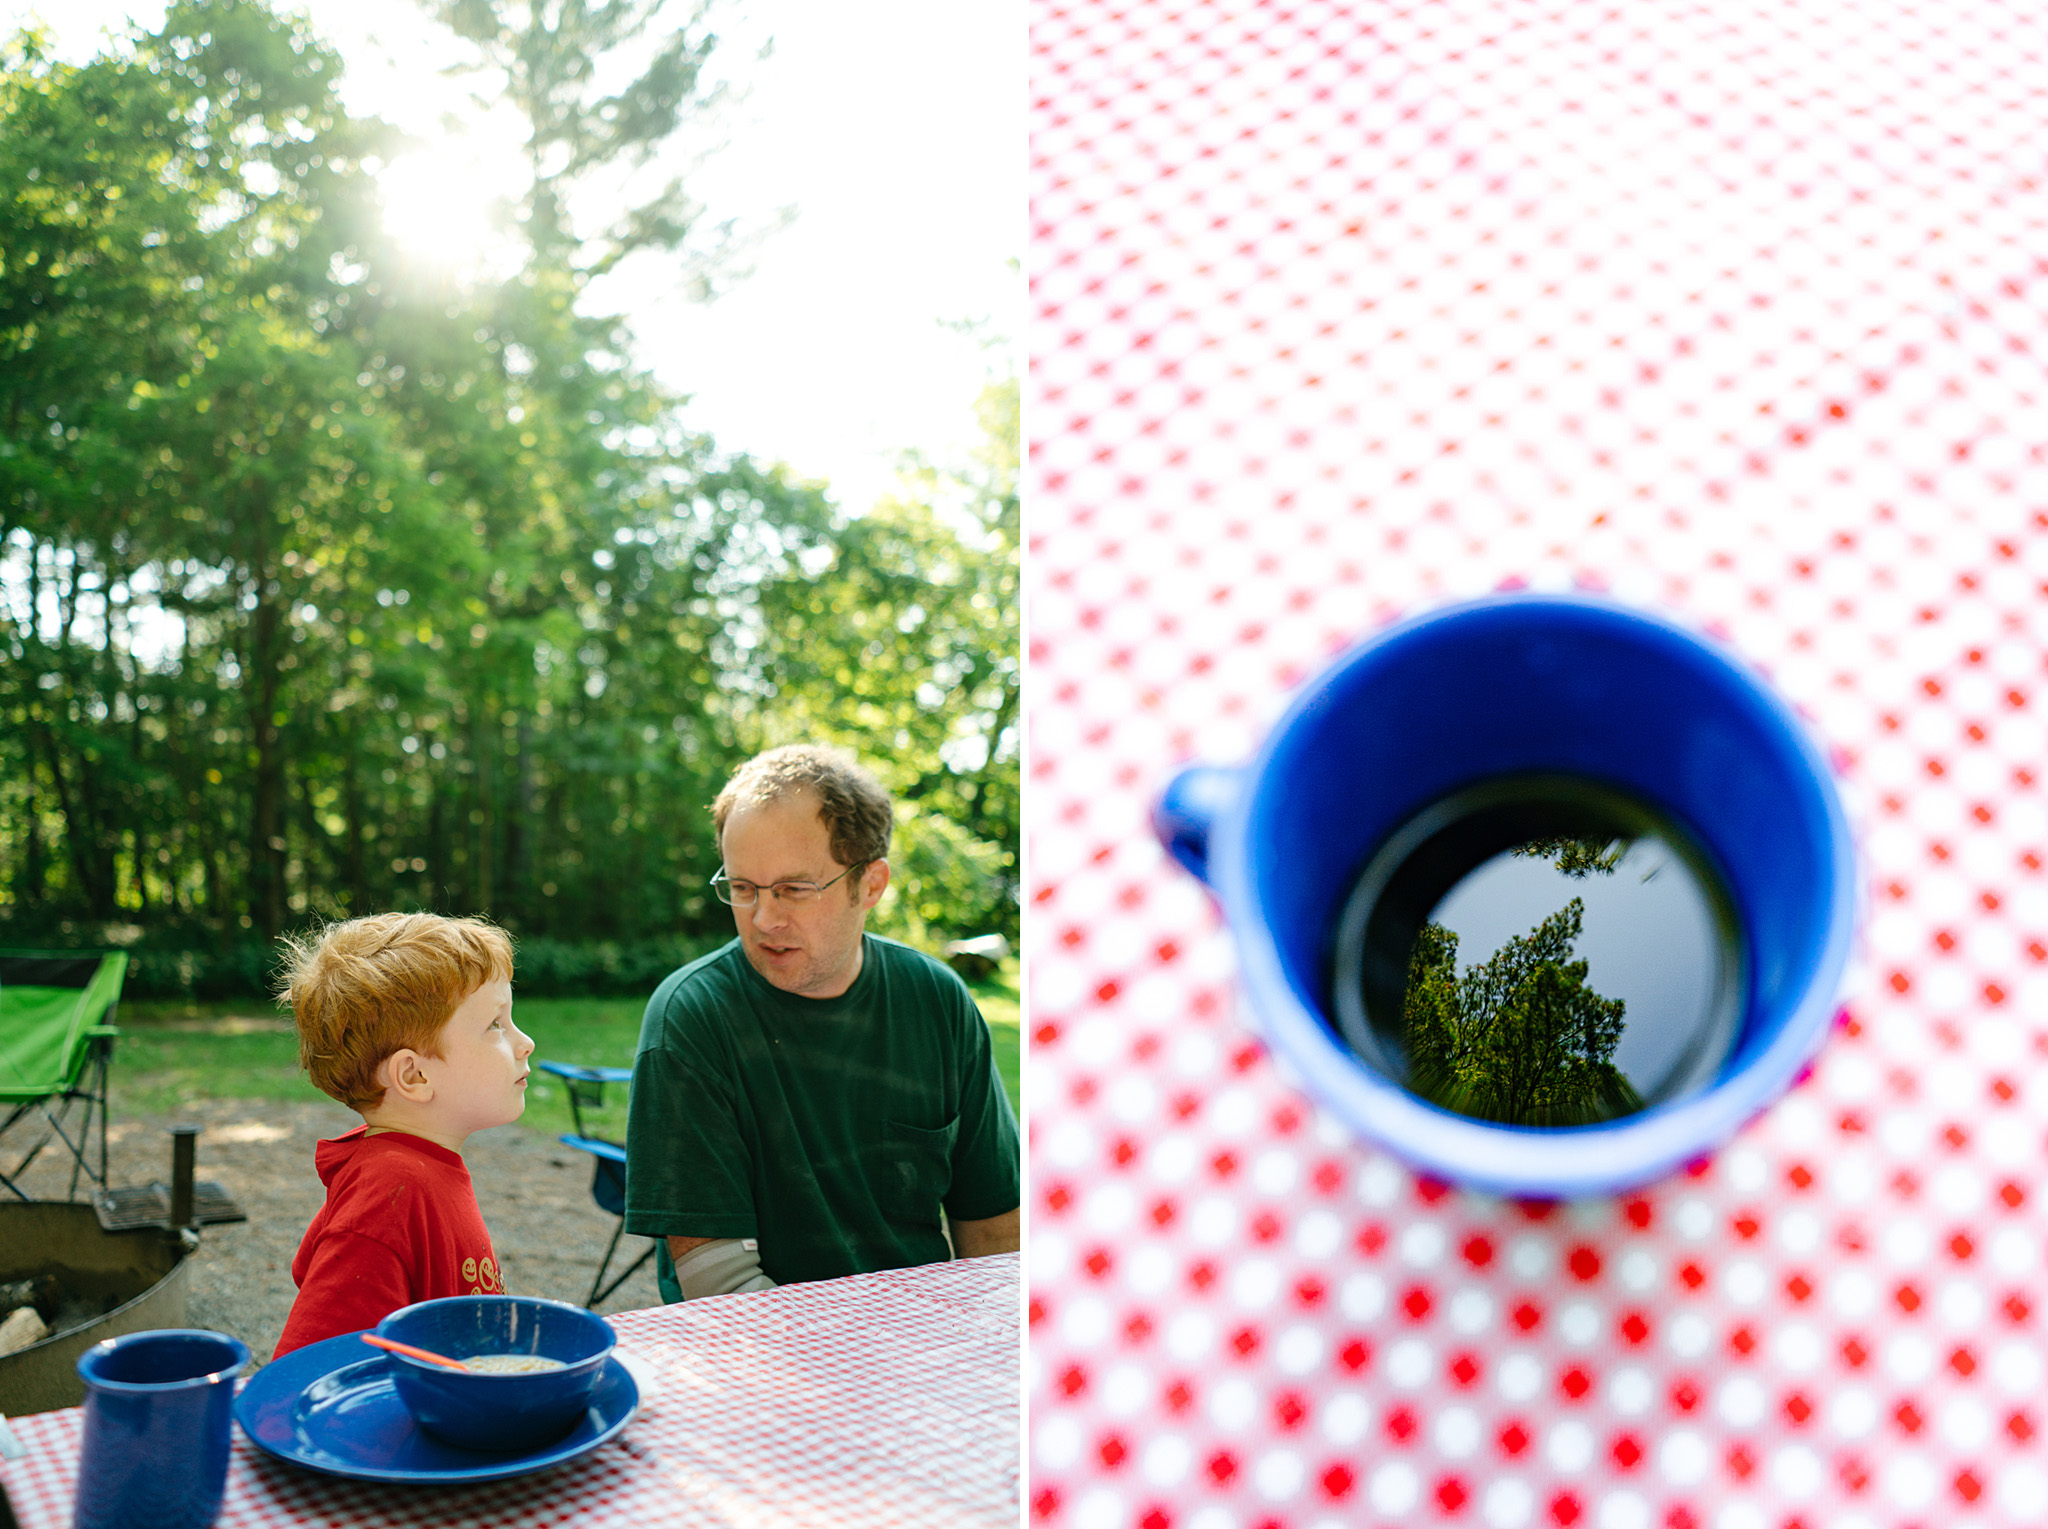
xmin=3 ymin=0 xmax=1022 ymax=514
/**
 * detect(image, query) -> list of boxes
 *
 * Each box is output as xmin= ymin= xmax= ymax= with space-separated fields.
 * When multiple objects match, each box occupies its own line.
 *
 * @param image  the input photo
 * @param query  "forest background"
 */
xmin=0 ymin=0 xmax=1020 ymax=1000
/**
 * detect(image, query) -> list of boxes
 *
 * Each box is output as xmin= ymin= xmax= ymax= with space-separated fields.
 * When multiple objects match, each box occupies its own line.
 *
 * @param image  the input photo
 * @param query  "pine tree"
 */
xmin=1513 ymin=834 xmax=1625 ymax=877
xmin=1402 ymin=897 xmax=1643 ymax=1128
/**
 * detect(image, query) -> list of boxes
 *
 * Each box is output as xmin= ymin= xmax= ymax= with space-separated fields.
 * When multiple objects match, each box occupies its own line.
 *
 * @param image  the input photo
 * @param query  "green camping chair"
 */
xmin=0 ymin=951 xmax=127 ymax=1203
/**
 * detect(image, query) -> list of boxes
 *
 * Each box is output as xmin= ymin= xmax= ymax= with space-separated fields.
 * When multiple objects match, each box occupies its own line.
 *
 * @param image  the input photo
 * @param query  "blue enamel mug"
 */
xmin=73 ymin=1329 xmax=248 ymax=1529
xmin=1153 ymin=593 xmax=1856 ymax=1198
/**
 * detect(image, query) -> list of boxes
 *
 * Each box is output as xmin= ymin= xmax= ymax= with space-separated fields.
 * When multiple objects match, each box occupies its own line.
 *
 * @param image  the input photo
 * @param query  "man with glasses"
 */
xmin=622 ymin=745 xmax=1021 ymax=1301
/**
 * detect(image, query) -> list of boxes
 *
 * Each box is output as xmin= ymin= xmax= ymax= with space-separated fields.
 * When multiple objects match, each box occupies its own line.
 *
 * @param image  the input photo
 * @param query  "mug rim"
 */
xmin=77 ymin=1328 xmax=251 ymax=1392
xmin=1209 ymin=590 xmax=1858 ymax=1198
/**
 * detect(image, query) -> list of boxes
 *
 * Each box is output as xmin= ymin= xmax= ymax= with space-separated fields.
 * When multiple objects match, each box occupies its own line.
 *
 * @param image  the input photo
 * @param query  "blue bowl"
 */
xmin=374 ymin=1296 xmax=615 ymax=1452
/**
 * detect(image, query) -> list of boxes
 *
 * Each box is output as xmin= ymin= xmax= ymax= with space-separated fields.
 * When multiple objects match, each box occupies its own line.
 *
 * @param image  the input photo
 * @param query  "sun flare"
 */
xmin=375 ymin=149 xmax=511 ymax=271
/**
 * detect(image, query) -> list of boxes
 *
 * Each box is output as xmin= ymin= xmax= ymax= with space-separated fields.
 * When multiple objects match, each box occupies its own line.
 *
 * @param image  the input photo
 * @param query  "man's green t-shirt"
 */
xmin=622 ymin=935 xmax=1020 ymax=1293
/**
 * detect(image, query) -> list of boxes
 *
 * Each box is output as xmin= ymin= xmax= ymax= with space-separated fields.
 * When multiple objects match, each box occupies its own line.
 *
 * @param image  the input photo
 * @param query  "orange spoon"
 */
xmin=360 ymin=1333 xmax=471 ymax=1372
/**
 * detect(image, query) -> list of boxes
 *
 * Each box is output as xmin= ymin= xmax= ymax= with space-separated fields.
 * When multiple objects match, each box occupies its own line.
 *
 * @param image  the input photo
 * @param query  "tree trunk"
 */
xmin=294 ymin=760 xmax=327 ymax=918
xmin=116 ymin=561 xmax=146 ymax=914
xmin=19 ymin=550 xmax=44 ymax=906
xmin=473 ymin=703 xmax=493 ymax=916
xmin=426 ymin=770 xmax=446 ymax=912
xmin=247 ymin=567 xmax=288 ymax=939
xmin=130 ymin=828 xmax=149 ymax=915
xmin=506 ymin=716 xmax=535 ymax=926
xmin=70 ymin=739 xmax=116 ymax=919
xmin=967 ymin=673 xmax=1019 ymax=838
xmin=47 ymin=549 xmax=118 ymax=917
xmin=204 ymin=834 xmax=225 ymax=934
xmin=36 ymin=718 xmax=114 ymax=916
xmin=19 ymin=761 xmax=44 ymax=910
xmin=342 ymin=739 xmax=367 ymax=915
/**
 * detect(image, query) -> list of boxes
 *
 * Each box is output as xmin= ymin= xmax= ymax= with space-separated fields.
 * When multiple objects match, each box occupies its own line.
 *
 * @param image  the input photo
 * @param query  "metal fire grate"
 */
xmin=91 ymin=1180 xmax=246 ymax=1233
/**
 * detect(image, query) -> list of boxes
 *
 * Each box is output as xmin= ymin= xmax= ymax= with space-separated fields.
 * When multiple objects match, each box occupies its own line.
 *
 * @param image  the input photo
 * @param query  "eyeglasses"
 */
xmin=710 ymin=864 xmax=862 ymax=906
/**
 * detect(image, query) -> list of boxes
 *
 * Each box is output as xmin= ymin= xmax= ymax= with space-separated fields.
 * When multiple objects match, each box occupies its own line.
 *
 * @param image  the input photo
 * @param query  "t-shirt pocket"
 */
xmin=877 ymin=1116 xmax=959 ymax=1223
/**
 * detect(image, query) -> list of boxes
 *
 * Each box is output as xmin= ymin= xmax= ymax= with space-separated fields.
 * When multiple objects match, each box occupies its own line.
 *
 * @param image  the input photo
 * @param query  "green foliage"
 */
xmin=112 ymin=961 xmax=1022 ymax=1124
xmin=420 ymin=0 xmax=780 ymax=287
xmin=119 ymin=934 xmax=724 ymax=1000
xmin=739 ymin=374 xmax=1021 ymax=938
xmin=124 ymin=940 xmax=285 ymax=1002
xmin=1402 ymin=898 xmax=1643 ymax=1128
xmin=488 ymin=936 xmax=723 ymax=998
xmin=1513 ymin=835 xmax=1627 ymax=878
xmin=879 ymin=804 xmax=1008 ymax=949
xmin=0 ymin=0 xmax=1017 ymax=976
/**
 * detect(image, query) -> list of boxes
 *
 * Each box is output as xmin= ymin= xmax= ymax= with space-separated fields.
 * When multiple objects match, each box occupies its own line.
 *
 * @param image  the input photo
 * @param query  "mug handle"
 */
xmin=1152 ymin=764 xmax=1241 ymax=886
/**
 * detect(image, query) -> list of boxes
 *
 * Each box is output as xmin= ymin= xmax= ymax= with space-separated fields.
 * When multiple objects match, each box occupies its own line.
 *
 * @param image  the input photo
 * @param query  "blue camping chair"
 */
xmin=537 ymin=1061 xmax=655 ymax=1308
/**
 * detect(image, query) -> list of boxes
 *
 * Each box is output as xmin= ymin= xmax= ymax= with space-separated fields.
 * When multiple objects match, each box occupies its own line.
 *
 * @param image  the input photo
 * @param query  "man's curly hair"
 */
xmin=711 ymin=745 xmax=893 ymax=874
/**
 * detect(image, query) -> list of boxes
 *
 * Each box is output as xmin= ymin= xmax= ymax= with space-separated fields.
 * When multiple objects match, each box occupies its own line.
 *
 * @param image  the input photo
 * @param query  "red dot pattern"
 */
xmin=1028 ymin=2 xmax=2048 ymax=1525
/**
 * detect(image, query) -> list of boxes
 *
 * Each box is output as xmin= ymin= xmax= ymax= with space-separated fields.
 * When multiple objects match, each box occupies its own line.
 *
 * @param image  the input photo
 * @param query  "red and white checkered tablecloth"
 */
xmin=1028 ymin=3 xmax=2048 ymax=1526
xmin=0 ymin=1254 xmax=1019 ymax=1529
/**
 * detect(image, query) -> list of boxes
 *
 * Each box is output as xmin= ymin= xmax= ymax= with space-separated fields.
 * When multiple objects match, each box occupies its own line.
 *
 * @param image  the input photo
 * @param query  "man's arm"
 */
xmin=950 ymin=1206 xmax=1020 ymax=1258
xmin=935 ymin=970 xmax=1021 ymax=1256
xmin=665 ymin=1235 xmax=776 ymax=1298
xmin=624 ymin=1021 xmax=762 ymax=1297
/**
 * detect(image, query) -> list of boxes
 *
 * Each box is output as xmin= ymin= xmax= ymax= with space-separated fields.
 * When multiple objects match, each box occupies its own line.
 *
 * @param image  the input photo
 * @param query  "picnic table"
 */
xmin=1029 ymin=1 xmax=2048 ymax=1524
xmin=0 ymin=1253 xmax=1018 ymax=1529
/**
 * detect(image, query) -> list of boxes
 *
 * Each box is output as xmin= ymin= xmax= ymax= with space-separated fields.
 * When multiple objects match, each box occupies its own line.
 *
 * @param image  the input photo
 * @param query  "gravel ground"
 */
xmin=10 ymin=1100 xmax=661 ymax=1369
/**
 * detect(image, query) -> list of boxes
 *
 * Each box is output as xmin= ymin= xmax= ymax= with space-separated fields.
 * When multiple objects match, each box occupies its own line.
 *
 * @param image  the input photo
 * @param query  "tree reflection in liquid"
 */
xmin=1402 ymin=837 xmax=1645 ymax=1128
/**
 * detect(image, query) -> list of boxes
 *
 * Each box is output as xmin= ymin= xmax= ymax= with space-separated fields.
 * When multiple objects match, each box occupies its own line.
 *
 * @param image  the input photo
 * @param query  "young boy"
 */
xmin=272 ymin=912 xmax=534 ymax=1358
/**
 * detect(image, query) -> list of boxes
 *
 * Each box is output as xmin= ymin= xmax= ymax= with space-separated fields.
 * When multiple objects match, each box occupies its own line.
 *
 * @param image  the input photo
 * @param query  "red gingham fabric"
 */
xmin=0 ymin=1254 xmax=1019 ymax=1528
xmin=1028 ymin=3 xmax=2048 ymax=1526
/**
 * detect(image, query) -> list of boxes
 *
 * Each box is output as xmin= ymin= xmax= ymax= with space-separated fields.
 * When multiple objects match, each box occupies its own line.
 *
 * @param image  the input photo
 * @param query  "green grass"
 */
xmin=109 ymin=1011 xmax=324 ymax=1117
xmin=112 ymin=960 xmax=1022 ymax=1136
xmin=974 ymin=964 xmax=1020 ymax=1116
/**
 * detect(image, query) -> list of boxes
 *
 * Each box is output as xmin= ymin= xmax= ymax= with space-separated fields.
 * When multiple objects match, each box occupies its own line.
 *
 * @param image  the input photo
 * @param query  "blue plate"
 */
xmin=234 ymin=1330 xmax=639 ymax=1484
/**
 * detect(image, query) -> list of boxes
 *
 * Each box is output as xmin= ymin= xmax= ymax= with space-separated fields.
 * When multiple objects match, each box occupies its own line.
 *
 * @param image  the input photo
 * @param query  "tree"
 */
xmin=0 ymin=1 xmax=411 ymax=935
xmin=1513 ymin=834 xmax=1625 ymax=878
xmin=739 ymin=371 xmax=1021 ymax=944
xmin=0 ymin=0 xmax=1018 ymax=981
xmin=418 ymin=0 xmax=777 ymax=288
xmin=1403 ymin=886 xmax=1642 ymax=1128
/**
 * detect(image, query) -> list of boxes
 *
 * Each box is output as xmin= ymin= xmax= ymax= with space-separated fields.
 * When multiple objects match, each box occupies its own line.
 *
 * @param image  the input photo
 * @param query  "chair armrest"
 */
xmin=559 ymin=1134 xmax=629 ymax=1165
xmin=536 ymin=1061 xmax=634 ymax=1084
xmin=538 ymin=1061 xmax=633 ymax=1139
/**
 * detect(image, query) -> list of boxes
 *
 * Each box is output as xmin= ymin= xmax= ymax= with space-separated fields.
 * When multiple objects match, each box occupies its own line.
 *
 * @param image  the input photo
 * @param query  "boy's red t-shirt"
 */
xmin=273 ymin=1127 xmax=503 ymax=1358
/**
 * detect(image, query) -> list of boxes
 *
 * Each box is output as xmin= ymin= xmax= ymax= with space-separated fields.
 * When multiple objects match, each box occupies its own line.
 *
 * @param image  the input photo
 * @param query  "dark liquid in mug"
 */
xmin=1329 ymin=777 xmax=1745 ymax=1128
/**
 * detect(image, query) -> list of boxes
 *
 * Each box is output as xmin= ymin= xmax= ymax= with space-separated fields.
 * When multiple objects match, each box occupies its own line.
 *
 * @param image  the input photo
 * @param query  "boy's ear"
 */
xmin=375 ymin=1048 xmax=435 ymax=1104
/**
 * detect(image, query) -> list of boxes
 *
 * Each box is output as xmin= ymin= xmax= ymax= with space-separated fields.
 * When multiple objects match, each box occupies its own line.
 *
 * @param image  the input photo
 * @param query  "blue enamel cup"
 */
xmin=1153 ymin=593 xmax=1856 ymax=1198
xmin=73 ymin=1329 xmax=249 ymax=1529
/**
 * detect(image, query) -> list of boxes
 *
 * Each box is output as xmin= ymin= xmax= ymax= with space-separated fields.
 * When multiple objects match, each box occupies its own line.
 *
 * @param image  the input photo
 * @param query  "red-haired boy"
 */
xmin=273 ymin=913 xmax=533 ymax=1357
